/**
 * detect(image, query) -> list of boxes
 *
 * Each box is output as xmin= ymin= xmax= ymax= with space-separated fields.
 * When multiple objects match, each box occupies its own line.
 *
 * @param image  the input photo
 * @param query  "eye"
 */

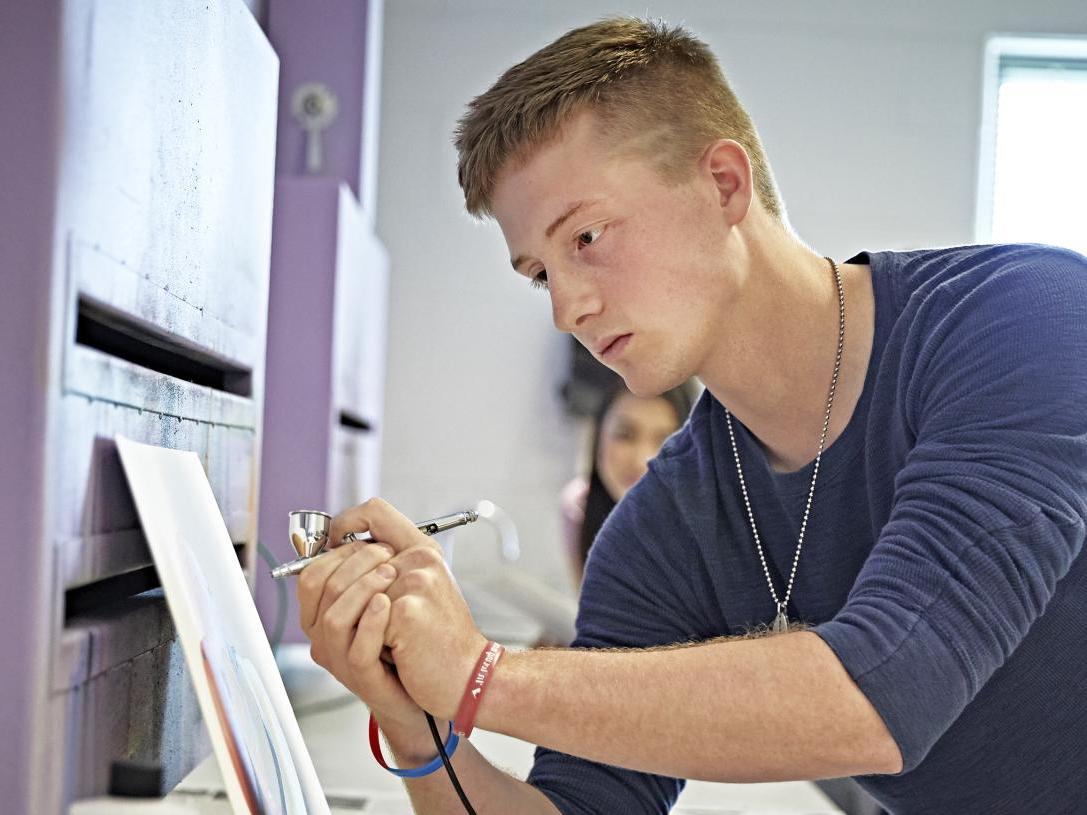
xmin=528 ymin=269 xmax=548 ymax=291
xmin=576 ymin=226 xmax=604 ymax=249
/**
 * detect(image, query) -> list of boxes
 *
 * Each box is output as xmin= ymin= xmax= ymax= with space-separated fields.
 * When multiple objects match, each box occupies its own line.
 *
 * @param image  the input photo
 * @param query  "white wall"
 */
xmin=374 ymin=0 xmax=1087 ymax=593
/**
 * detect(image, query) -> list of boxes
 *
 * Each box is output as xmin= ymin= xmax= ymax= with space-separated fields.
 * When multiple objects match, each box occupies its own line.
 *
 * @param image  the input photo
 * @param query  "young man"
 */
xmin=297 ymin=18 xmax=1087 ymax=814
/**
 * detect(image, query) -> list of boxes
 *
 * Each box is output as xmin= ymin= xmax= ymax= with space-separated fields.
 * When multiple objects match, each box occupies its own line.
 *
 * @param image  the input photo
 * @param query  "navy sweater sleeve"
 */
xmin=815 ymin=246 xmax=1087 ymax=771
xmin=527 ymin=467 xmax=701 ymax=814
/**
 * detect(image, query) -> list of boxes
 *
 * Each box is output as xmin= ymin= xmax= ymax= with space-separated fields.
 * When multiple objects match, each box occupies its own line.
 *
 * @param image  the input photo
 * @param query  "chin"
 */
xmin=622 ymin=366 xmax=687 ymax=399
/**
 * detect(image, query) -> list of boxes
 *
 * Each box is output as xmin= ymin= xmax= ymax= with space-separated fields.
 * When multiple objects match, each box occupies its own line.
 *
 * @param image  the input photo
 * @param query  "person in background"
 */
xmin=561 ymin=384 xmax=694 ymax=589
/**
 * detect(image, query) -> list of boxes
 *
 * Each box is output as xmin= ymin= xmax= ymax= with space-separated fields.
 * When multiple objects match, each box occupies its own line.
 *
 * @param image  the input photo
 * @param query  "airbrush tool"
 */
xmin=270 ymin=508 xmax=480 ymax=579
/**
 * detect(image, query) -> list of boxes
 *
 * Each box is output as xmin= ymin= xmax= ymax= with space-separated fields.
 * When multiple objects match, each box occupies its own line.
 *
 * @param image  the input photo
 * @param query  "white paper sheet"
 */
xmin=116 ymin=435 xmax=330 ymax=815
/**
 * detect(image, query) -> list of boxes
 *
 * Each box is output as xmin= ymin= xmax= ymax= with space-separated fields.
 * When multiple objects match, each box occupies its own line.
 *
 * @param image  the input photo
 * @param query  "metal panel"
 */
xmin=68 ymin=237 xmax=263 ymax=377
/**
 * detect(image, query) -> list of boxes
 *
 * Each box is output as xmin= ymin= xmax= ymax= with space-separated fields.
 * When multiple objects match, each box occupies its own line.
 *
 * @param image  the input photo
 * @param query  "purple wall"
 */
xmin=0 ymin=2 xmax=61 ymax=810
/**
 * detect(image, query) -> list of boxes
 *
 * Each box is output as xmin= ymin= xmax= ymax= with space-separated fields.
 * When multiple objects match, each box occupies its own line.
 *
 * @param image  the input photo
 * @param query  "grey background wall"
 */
xmin=374 ymin=0 xmax=1087 ymax=594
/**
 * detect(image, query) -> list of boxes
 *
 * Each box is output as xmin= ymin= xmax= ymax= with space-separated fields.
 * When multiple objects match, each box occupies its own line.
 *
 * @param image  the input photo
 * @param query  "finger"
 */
xmin=328 ymin=497 xmax=406 ymax=549
xmin=347 ymin=592 xmax=412 ymax=708
xmin=296 ymin=541 xmax=365 ymax=632
xmin=315 ymin=543 xmax=396 ymax=622
xmin=351 ymin=592 xmax=390 ymax=665
xmin=383 ymin=545 xmax=450 ymax=603
xmin=330 ymin=498 xmax=434 ymax=555
xmin=325 ymin=504 xmax=373 ymax=551
xmin=383 ymin=593 xmax=422 ymax=656
xmin=321 ymin=564 xmax=398 ymax=659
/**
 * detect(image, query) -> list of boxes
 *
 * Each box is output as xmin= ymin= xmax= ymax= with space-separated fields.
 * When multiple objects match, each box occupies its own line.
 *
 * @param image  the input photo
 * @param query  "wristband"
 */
xmin=452 ymin=641 xmax=505 ymax=738
xmin=368 ymin=712 xmax=459 ymax=778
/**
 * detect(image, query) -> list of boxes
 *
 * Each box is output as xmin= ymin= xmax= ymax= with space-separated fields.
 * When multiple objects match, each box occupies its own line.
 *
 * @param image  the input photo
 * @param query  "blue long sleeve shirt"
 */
xmin=527 ymin=244 xmax=1087 ymax=814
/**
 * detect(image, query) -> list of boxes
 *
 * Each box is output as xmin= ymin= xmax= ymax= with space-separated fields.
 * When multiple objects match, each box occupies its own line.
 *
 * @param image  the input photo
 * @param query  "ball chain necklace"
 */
xmin=724 ymin=257 xmax=845 ymax=633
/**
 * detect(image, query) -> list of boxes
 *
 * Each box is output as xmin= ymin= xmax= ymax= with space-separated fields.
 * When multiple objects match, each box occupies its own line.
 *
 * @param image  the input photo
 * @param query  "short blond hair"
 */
xmin=454 ymin=17 xmax=784 ymax=222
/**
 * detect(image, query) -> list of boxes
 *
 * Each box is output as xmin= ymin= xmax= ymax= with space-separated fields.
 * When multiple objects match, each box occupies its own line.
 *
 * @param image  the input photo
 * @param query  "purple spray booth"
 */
xmin=0 ymin=2 xmax=278 ymax=811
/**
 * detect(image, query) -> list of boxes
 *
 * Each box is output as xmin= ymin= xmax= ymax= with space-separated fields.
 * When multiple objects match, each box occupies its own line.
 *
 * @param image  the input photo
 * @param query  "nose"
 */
xmin=549 ymin=265 xmax=602 ymax=333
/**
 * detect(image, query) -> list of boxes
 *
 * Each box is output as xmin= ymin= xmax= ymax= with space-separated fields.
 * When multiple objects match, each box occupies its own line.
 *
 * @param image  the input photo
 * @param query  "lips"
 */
xmin=598 ymin=333 xmax=632 ymax=360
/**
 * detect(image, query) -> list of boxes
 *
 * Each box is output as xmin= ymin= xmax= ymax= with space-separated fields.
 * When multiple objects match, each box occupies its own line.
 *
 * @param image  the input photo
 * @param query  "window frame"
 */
xmin=974 ymin=34 xmax=1087 ymax=245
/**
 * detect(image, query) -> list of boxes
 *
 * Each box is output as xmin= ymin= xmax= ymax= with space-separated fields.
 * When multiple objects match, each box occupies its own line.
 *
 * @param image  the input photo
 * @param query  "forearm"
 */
xmin=478 ymin=631 xmax=902 ymax=782
xmin=384 ymin=718 xmax=559 ymax=815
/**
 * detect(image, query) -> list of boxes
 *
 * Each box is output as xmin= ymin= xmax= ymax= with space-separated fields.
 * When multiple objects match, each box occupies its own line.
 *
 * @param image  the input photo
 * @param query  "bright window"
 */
xmin=976 ymin=36 xmax=1087 ymax=256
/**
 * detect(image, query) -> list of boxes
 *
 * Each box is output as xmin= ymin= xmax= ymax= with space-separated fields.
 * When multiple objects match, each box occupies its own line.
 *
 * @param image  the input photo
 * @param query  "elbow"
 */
xmin=864 ymin=728 xmax=904 ymax=776
xmin=875 ymin=740 xmax=904 ymax=776
xmin=838 ymin=680 xmax=904 ymax=776
xmin=819 ymin=725 xmax=902 ymax=779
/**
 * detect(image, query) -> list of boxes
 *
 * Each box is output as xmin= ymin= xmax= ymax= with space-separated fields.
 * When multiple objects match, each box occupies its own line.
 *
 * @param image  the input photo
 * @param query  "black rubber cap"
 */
xmin=109 ymin=759 xmax=164 ymax=798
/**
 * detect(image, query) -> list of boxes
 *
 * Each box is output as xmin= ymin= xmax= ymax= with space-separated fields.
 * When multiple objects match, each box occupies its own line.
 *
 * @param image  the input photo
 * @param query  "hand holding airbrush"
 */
xmin=291 ymin=498 xmax=497 ymax=814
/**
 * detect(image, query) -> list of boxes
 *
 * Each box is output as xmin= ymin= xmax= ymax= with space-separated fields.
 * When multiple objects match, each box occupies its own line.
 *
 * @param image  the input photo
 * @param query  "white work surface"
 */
xmin=169 ymin=646 xmax=841 ymax=815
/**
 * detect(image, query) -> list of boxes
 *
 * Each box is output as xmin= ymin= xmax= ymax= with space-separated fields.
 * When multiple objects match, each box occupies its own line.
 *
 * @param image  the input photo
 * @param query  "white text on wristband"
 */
xmin=452 ymin=641 xmax=505 ymax=737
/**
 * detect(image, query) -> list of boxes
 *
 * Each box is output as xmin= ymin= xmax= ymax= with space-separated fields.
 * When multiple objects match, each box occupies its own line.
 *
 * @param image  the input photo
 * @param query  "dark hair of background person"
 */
xmin=576 ymin=384 xmax=696 ymax=571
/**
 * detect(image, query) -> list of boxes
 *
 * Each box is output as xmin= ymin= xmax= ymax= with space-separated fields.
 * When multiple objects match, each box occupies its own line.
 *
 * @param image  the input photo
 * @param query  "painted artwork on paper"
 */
xmin=116 ymin=435 xmax=328 ymax=815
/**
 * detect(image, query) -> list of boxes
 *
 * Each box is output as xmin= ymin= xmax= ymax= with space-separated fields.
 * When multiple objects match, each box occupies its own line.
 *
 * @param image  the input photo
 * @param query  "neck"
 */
xmin=698 ymin=228 xmax=874 ymax=473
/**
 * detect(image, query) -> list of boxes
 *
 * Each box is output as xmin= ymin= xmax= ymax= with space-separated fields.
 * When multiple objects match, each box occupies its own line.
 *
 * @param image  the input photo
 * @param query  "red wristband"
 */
xmin=368 ymin=712 xmax=391 ymax=769
xmin=452 ymin=640 xmax=505 ymax=738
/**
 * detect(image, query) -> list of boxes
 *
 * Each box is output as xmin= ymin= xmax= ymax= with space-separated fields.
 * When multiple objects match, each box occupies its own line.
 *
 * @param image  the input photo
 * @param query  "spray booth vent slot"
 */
xmin=64 ymin=544 xmax=247 ymax=621
xmin=339 ymin=411 xmax=373 ymax=432
xmin=76 ymin=297 xmax=253 ymax=397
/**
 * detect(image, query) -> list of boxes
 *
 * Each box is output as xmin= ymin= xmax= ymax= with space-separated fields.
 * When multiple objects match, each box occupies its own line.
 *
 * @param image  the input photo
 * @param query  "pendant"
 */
xmin=772 ymin=609 xmax=789 ymax=633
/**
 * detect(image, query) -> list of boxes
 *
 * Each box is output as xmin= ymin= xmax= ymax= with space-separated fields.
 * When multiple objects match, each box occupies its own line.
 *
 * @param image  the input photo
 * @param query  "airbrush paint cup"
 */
xmin=287 ymin=510 xmax=331 ymax=558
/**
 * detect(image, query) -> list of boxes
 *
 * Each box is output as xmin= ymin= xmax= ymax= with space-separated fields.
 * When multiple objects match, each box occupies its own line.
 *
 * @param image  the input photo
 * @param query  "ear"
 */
xmin=700 ymin=139 xmax=753 ymax=226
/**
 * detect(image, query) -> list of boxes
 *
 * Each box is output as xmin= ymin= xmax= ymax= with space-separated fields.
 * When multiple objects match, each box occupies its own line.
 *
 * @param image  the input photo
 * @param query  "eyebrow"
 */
xmin=510 ymin=200 xmax=596 ymax=272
